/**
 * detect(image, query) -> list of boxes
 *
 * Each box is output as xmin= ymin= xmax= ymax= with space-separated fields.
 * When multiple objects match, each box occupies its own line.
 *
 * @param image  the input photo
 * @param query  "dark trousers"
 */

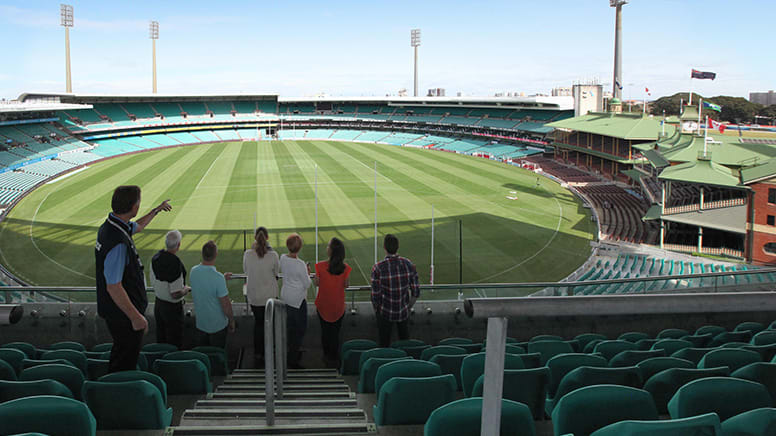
xmin=377 ymin=313 xmax=409 ymax=348
xmin=286 ymin=300 xmax=308 ymax=367
xmin=198 ymin=327 xmax=228 ymax=349
xmin=251 ymin=305 xmax=265 ymax=357
xmin=105 ymin=316 xmax=144 ymax=373
xmin=154 ymin=299 xmax=184 ymax=349
xmin=318 ymin=311 xmax=343 ymax=361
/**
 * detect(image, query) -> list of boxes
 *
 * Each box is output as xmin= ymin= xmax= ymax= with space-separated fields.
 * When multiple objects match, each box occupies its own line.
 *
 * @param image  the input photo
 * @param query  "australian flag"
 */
xmin=691 ymin=69 xmax=716 ymax=80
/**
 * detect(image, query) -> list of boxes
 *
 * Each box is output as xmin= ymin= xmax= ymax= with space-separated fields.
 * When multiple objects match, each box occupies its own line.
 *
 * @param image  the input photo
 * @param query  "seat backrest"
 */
xmin=420 ymin=345 xmax=467 ymax=361
xmin=429 ymin=354 xmax=468 ymax=391
xmin=671 ymin=347 xmax=715 ymax=365
xmin=424 ymin=397 xmax=535 ymax=436
xmin=527 ymin=340 xmax=574 ymax=365
xmin=99 ymin=370 xmax=168 ymax=405
xmin=657 ymin=328 xmax=690 ymax=340
xmin=0 ymin=379 xmax=73 ymax=402
xmin=743 ymin=344 xmax=776 ymax=362
xmin=589 ymin=412 xmax=722 ymax=436
xmin=668 ymin=376 xmax=773 ymax=421
xmin=374 ymin=359 xmax=441 ymax=395
xmin=0 ymin=359 xmax=16 ymax=381
xmin=341 ymin=339 xmax=378 ymax=357
xmin=152 ymin=359 xmax=211 ymax=395
xmin=594 ymin=340 xmax=639 ymax=362
xmin=553 ymin=366 xmax=643 ymax=408
xmin=82 ymin=380 xmax=171 ymax=430
xmin=735 ymin=322 xmax=765 ymax=335
xmin=357 ymin=356 xmax=411 ymax=393
xmin=1 ymin=342 xmax=37 ymax=359
xmin=618 ymin=332 xmax=650 ymax=343
xmin=698 ymin=348 xmax=761 ymax=372
xmin=695 ymin=325 xmax=726 ymax=337
xmin=583 ymin=339 xmax=605 ymax=354
xmin=552 ymin=385 xmax=659 ymax=436
xmin=720 ymin=407 xmax=776 ymax=436
xmin=141 ymin=343 xmax=178 ymax=353
xmin=438 ymin=337 xmax=473 ymax=346
xmin=679 ymin=334 xmax=713 ymax=348
xmin=390 ymin=339 xmax=425 ymax=348
xmin=546 ymin=353 xmax=608 ymax=398
xmin=731 ymin=362 xmax=776 ymax=403
xmin=40 ymin=349 xmax=88 ymax=375
xmin=644 ymin=366 xmax=731 ymax=414
xmin=0 ymin=395 xmax=96 ymax=436
xmin=574 ymin=333 xmax=607 ymax=350
xmin=49 ymin=341 xmax=86 ymax=352
xmin=635 ymin=338 xmax=659 ymax=351
xmin=191 ymin=346 xmax=229 ymax=376
xmin=357 ymin=348 xmax=408 ymax=373
xmin=460 ymin=352 xmax=524 ymax=397
xmin=471 ymin=367 xmax=550 ymax=420
xmin=752 ymin=330 xmax=776 ymax=346
xmin=372 ymin=375 xmax=457 ymax=426
xmin=162 ymin=351 xmax=212 ymax=376
xmin=19 ymin=363 xmax=85 ymax=400
xmin=0 ymin=348 xmax=26 ymax=376
xmin=86 ymin=359 xmax=110 ymax=381
xmin=636 ymin=357 xmax=695 ymax=382
xmin=609 ymin=350 xmax=665 ymax=368
xmin=651 ymin=339 xmax=693 ymax=356
xmin=513 ymin=352 xmax=542 ymax=368
xmin=91 ymin=343 xmax=113 ymax=353
xmin=531 ymin=334 xmax=564 ymax=342
xmin=710 ymin=331 xmax=753 ymax=347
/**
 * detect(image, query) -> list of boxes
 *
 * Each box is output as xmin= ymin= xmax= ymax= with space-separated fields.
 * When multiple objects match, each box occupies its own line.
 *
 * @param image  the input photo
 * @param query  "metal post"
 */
xmin=374 ymin=161 xmax=378 ymax=264
xmin=459 ymin=220 xmax=463 ymax=285
xmin=264 ymin=302 xmax=276 ymax=425
xmin=480 ymin=317 xmax=508 ymax=436
xmin=275 ymin=306 xmax=285 ymax=399
xmin=411 ymin=29 xmax=421 ymax=97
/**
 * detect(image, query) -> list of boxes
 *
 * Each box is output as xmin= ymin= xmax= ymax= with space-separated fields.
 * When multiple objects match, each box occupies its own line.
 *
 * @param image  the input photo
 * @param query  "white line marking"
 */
xmin=193 ymin=149 xmax=225 ymax=193
xmin=351 ymin=257 xmax=369 ymax=284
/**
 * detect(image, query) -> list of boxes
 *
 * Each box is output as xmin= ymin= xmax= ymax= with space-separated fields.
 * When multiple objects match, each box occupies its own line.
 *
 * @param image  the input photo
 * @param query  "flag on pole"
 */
xmin=702 ymin=101 xmax=722 ymax=112
xmin=691 ymin=69 xmax=716 ymax=80
xmin=707 ymin=117 xmax=726 ymax=134
xmin=645 ymin=87 xmax=651 ymax=96
xmin=615 ymin=80 xmax=623 ymax=90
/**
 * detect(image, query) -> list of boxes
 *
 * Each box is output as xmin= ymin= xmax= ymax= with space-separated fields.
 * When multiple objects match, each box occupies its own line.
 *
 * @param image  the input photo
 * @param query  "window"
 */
xmin=769 ymin=188 xmax=776 ymax=204
xmin=769 ymin=215 xmax=775 ymax=226
xmin=764 ymin=242 xmax=776 ymax=256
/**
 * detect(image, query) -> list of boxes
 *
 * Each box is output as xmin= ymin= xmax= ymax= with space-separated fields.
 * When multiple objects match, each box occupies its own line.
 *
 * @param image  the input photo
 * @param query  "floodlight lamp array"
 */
xmin=411 ymin=29 xmax=421 ymax=47
xmin=60 ymin=4 xmax=73 ymax=27
xmin=149 ymin=21 xmax=159 ymax=39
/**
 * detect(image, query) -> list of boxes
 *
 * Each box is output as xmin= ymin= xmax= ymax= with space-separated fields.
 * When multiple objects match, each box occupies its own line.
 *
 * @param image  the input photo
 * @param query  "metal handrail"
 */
xmin=263 ymin=298 xmax=287 ymax=426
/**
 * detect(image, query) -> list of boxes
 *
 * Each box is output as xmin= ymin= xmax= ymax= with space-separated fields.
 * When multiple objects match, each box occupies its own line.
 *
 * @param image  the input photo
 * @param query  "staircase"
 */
xmin=169 ymin=368 xmax=375 ymax=435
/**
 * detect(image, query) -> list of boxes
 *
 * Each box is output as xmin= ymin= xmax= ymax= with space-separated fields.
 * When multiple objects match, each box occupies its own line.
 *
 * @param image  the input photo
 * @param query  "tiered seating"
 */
xmin=526 ymin=156 xmax=601 ymax=183
xmin=576 ymin=184 xmax=657 ymax=244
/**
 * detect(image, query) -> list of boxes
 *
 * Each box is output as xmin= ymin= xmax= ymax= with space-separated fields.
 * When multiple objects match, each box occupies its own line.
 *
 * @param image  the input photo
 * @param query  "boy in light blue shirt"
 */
xmin=190 ymin=240 xmax=235 ymax=348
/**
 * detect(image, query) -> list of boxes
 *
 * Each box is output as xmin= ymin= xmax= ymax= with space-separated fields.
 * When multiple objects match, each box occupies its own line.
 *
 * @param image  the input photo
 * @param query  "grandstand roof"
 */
xmin=740 ymin=158 xmax=776 ymax=184
xmin=0 ymin=101 xmax=91 ymax=114
xmin=652 ymin=132 xmax=776 ymax=168
xmin=661 ymin=204 xmax=748 ymax=234
xmin=658 ymin=157 xmax=742 ymax=189
xmin=546 ymin=112 xmax=665 ymax=140
xmin=278 ymin=95 xmax=574 ymax=110
xmin=19 ymin=93 xmax=279 ymax=104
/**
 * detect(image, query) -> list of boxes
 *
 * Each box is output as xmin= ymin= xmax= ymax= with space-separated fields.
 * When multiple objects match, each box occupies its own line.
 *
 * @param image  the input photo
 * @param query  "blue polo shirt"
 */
xmin=103 ymin=213 xmax=138 ymax=285
xmin=189 ymin=264 xmax=229 ymax=333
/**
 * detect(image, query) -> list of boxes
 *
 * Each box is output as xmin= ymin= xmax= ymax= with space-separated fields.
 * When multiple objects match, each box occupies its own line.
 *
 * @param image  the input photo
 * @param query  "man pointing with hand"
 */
xmin=95 ymin=185 xmax=172 ymax=373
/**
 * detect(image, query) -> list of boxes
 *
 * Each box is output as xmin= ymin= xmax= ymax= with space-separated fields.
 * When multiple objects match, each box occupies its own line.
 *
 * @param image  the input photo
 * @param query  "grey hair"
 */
xmin=165 ymin=230 xmax=182 ymax=250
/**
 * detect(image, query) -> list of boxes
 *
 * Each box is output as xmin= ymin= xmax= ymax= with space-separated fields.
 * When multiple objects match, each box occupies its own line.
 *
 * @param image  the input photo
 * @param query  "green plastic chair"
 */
xmin=658 ymin=329 xmax=690 ymax=339
xmin=531 ymin=334 xmax=564 ymax=342
xmin=162 ymin=351 xmax=212 ymax=376
xmin=610 ymin=350 xmax=665 ymax=368
xmin=551 ymin=385 xmax=659 ymax=436
xmin=698 ymin=348 xmax=761 ymax=372
xmin=527 ymin=340 xmax=574 ymax=365
xmin=424 ymin=397 xmax=536 ymax=436
xmin=644 ymin=366 xmax=730 ymax=414
xmin=0 ymin=359 xmax=16 ymax=381
xmin=83 ymin=380 xmax=172 ymax=430
xmin=594 ymin=340 xmax=638 ymax=362
xmin=358 ymin=356 xmax=412 ymax=393
xmin=546 ymin=366 xmax=642 ymax=415
xmin=752 ymin=331 xmax=776 ymax=346
xmin=710 ymin=331 xmax=753 ymax=348
xmin=575 ymin=333 xmax=607 ymax=350
xmin=652 ymin=339 xmax=693 ymax=356
xmin=680 ymin=334 xmax=713 ymax=348
xmin=91 ymin=343 xmax=113 ymax=352
xmin=735 ymin=322 xmax=766 ymax=335
xmin=391 ymin=339 xmax=425 ymax=348
xmin=696 ymin=325 xmax=726 ymax=337
xmin=22 ymin=358 xmax=77 ymax=370
xmin=636 ymin=357 xmax=695 ymax=383
xmin=141 ymin=343 xmax=178 ymax=353
xmin=420 ymin=345 xmax=467 ymax=361
xmin=397 ymin=345 xmax=430 ymax=359
xmin=720 ymin=407 xmax=776 ymax=436
xmin=618 ymin=332 xmax=650 ymax=343
xmin=457 ymin=343 xmax=484 ymax=354
xmin=590 ymin=412 xmax=722 ymax=436
xmin=460 ymin=352 xmax=525 ymax=397
xmin=546 ymin=353 xmax=608 ymax=400
xmin=513 ymin=352 xmax=542 ymax=368
xmin=429 ymin=354 xmax=468 ymax=391
xmin=668 ymin=377 xmax=773 ymax=421
xmin=0 ymin=348 xmax=27 ymax=376
xmin=438 ymin=337 xmax=473 ymax=346
xmin=153 ymin=359 xmax=211 ymax=394
xmin=0 ymin=395 xmax=96 ymax=436
xmin=1 ymin=342 xmax=37 ymax=359
xmin=342 ymin=339 xmax=378 ymax=356
xmin=86 ymin=359 xmax=110 ymax=381
xmin=20 ymin=363 xmax=85 ymax=400
xmin=671 ymin=347 xmax=715 ymax=365
xmin=635 ymin=338 xmax=660 ymax=351
xmin=583 ymin=339 xmax=605 ymax=354
xmin=373 ymin=375 xmax=456 ymax=426
xmin=48 ymin=341 xmax=86 ymax=352
xmin=340 ymin=339 xmax=379 ymax=375
xmin=84 ymin=351 xmax=105 ymax=359
xmin=140 ymin=350 xmax=168 ymax=371
xmin=41 ymin=349 xmax=88 ymax=375
xmin=731 ymin=362 xmax=776 ymax=403
xmin=99 ymin=370 xmax=169 ymax=405
xmin=192 ymin=346 xmax=229 ymax=376
xmin=357 ymin=348 xmax=408 ymax=374
xmin=0 ymin=379 xmax=73 ymax=402
xmin=472 ymin=367 xmax=550 ymax=420
xmin=743 ymin=344 xmax=776 ymax=362
xmin=374 ymin=359 xmax=441 ymax=395
xmin=722 ymin=342 xmax=752 ymax=349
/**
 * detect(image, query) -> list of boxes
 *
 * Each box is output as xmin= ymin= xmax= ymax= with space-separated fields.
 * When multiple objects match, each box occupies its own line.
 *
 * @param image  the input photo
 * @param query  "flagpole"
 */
xmin=315 ymin=164 xmax=319 ymax=265
xmin=662 ymin=110 xmax=666 ymax=136
xmin=689 ymin=76 xmax=693 ymax=105
xmin=698 ymin=98 xmax=703 ymax=133
xmin=374 ymin=161 xmax=378 ymax=264
xmin=704 ymin=116 xmax=708 ymax=158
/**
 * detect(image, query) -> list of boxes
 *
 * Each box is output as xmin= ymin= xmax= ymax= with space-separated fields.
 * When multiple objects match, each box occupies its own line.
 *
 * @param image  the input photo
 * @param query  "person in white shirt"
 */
xmin=279 ymin=233 xmax=311 ymax=369
xmin=150 ymin=230 xmax=189 ymax=349
xmin=243 ymin=226 xmax=279 ymax=363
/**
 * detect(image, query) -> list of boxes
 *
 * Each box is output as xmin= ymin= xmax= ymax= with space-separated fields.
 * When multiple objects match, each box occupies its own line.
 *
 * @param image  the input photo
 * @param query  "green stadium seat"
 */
xmin=481 ymin=343 xmax=526 ymax=355
xmin=191 ymin=346 xmax=229 ymax=376
xmin=373 ymin=375 xmax=456 ymax=426
xmin=527 ymin=340 xmax=574 ymax=365
xmin=658 ymin=329 xmax=691 ymax=339
xmin=397 ymin=345 xmax=430 ymax=359
xmin=20 ymin=363 xmax=84 ymax=400
xmin=41 ymin=349 xmax=88 ymax=375
xmin=457 ymin=343 xmax=484 ymax=354
xmin=513 ymin=352 xmax=542 ymax=368
xmin=472 ymin=367 xmax=550 ymax=420
xmin=1 ymin=342 xmax=37 ymax=359
xmin=48 ymin=341 xmax=86 ymax=352
xmin=671 ymin=347 xmax=715 ymax=365
xmin=710 ymin=331 xmax=753 ymax=347
xmin=636 ymin=338 xmax=660 ymax=351
xmin=652 ymin=339 xmax=693 ymax=356
xmin=99 ymin=370 xmax=168 ymax=405
xmin=619 ymin=332 xmax=650 ymax=343
xmin=374 ymin=359 xmax=441 ymax=395
xmin=731 ymin=362 xmax=776 ymax=402
xmin=636 ymin=357 xmax=695 ymax=382
xmin=460 ymin=352 xmax=524 ymax=397
xmin=83 ymin=351 xmax=104 ymax=359
xmin=340 ymin=340 xmax=379 ymax=375
xmin=546 ymin=353 xmax=608 ymax=400
xmin=594 ymin=340 xmax=639 ymax=361
xmin=720 ymin=407 xmax=776 ymax=436
xmin=584 ymin=339 xmax=605 ymax=353
xmin=391 ymin=339 xmax=425 ymax=348
xmin=358 ymin=348 xmax=408 ymax=374
xmin=91 ymin=343 xmax=113 ymax=352
xmin=141 ymin=343 xmax=178 ymax=353
xmin=769 ymin=321 xmax=776 ymax=331
xmin=140 ymin=350 xmax=167 ymax=370
xmin=752 ymin=330 xmax=776 ymax=346
xmin=22 ymin=358 xmax=77 ymax=370
xmin=680 ymin=334 xmax=713 ymax=348
xmin=610 ymin=350 xmax=665 ymax=368
xmin=668 ymin=377 xmax=773 ymax=421
xmin=735 ymin=322 xmax=766 ymax=335
xmin=0 ymin=348 xmax=26 ymax=376
xmin=0 ymin=395 xmax=96 ymax=436
xmin=722 ymin=342 xmax=752 ymax=349
xmin=0 ymin=379 xmax=73 ymax=402
xmin=546 ymin=366 xmax=642 ymax=415
xmin=438 ymin=337 xmax=473 ymax=346
xmin=86 ymin=359 xmax=110 ymax=381
xmin=358 ymin=356 xmax=411 ymax=393
xmin=421 ymin=345 xmax=467 ymax=361
xmin=698 ymin=348 xmax=761 ymax=372
xmin=429 ymin=354 xmax=467 ymax=391
xmin=162 ymin=350 xmax=212 ymax=376
xmin=575 ymin=333 xmax=607 ymax=350
xmin=0 ymin=359 xmax=16 ymax=380
xmin=424 ymin=397 xmax=536 ymax=436
xmin=531 ymin=334 xmax=564 ymax=342
xmin=644 ymin=366 xmax=730 ymax=414
xmin=551 ymin=385 xmax=659 ymax=436
xmin=743 ymin=344 xmax=776 ymax=362
xmin=696 ymin=325 xmax=727 ymax=337
xmin=82 ymin=380 xmax=172 ymax=430
xmin=153 ymin=359 xmax=211 ymax=394
xmin=590 ymin=412 xmax=722 ymax=436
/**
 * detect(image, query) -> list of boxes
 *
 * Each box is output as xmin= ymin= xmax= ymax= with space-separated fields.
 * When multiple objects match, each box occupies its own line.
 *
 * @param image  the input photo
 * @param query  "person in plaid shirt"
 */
xmin=370 ymin=234 xmax=420 ymax=347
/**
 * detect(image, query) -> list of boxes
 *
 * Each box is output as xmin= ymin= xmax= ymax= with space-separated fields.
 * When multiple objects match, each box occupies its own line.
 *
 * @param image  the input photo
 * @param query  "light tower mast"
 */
xmin=149 ymin=21 xmax=159 ymax=94
xmin=411 ymin=29 xmax=421 ymax=97
xmin=610 ymin=0 xmax=627 ymax=100
xmin=60 ymin=4 xmax=74 ymax=93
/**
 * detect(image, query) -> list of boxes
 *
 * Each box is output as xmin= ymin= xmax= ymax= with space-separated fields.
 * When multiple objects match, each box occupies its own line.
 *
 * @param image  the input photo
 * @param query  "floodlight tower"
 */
xmin=60 ymin=4 xmax=74 ymax=93
xmin=150 ymin=21 xmax=159 ymax=94
xmin=610 ymin=0 xmax=627 ymax=100
xmin=411 ymin=29 xmax=421 ymax=97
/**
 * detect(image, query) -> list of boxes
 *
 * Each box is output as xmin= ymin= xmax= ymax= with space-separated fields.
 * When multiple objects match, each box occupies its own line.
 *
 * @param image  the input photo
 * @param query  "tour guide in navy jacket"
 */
xmin=95 ymin=185 xmax=171 ymax=373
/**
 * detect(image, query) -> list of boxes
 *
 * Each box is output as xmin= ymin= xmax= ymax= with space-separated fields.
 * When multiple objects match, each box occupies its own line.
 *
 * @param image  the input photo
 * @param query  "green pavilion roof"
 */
xmin=547 ymin=112 xmax=666 ymax=141
xmin=658 ymin=157 xmax=742 ymax=188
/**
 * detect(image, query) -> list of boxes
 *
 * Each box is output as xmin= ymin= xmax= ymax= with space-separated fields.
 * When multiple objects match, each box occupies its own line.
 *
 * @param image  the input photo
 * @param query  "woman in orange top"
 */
xmin=314 ymin=237 xmax=351 ymax=366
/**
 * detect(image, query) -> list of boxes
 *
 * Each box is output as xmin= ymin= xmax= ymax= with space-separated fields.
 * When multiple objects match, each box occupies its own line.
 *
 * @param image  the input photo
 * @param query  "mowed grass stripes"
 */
xmin=0 ymin=140 xmax=594 ymax=300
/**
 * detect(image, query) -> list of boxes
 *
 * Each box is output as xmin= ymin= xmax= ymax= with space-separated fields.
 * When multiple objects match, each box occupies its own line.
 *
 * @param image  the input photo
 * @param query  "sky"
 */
xmin=0 ymin=0 xmax=773 ymax=100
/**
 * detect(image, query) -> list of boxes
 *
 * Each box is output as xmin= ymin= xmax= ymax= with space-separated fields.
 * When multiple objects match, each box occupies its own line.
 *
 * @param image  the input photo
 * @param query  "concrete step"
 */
xmin=181 ymin=407 xmax=367 ymax=422
xmin=222 ymin=378 xmax=346 ymax=386
xmin=209 ymin=391 xmax=354 ymax=400
xmin=168 ymin=422 xmax=376 ymax=435
xmin=216 ymin=384 xmax=350 ymax=392
xmin=196 ymin=398 xmax=358 ymax=408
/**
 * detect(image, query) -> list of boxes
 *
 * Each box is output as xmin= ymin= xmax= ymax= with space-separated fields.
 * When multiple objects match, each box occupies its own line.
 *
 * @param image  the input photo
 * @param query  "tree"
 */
xmin=650 ymin=93 xmax=763 ymax=123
